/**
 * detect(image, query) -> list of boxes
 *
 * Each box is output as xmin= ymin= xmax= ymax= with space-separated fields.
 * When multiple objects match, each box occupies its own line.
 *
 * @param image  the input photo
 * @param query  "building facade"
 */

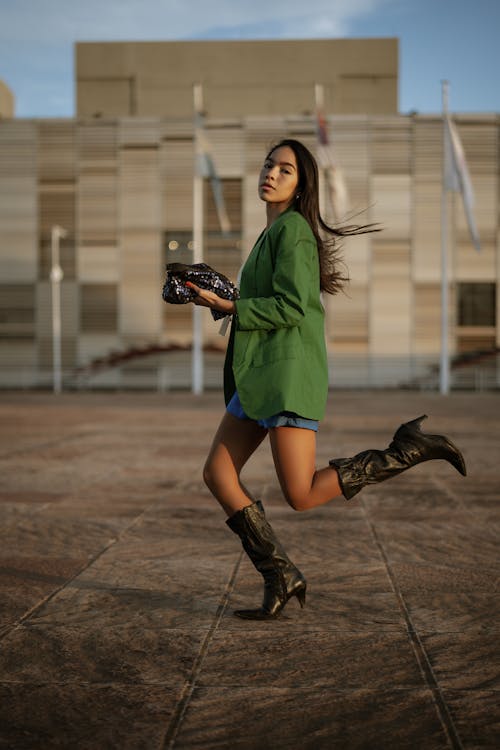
xmin=0 ymin=113 xmax=498 ymax=389
xmin=0 ymin=39 xmax=498 ymax=389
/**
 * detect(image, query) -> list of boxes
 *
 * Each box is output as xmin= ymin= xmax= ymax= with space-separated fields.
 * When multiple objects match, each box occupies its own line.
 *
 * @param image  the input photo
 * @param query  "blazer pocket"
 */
xmin=252 ymin=346 xmax=298 ymax=368
xmin=250 ymin=328 xmax=303 ymax=368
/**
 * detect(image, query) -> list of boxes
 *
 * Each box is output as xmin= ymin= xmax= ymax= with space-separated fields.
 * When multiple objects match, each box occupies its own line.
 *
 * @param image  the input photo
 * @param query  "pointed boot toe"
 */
xmin=396 ymin=415 xmax=467 ymax=476
xmin=444 ymin=438 xmax=467 ymax=476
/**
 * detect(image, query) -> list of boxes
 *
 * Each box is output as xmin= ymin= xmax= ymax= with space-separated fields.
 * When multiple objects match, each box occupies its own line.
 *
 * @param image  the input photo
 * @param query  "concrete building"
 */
xmin=75 ymin=38 xmax=398 ymax=119
xmin=0 ymin=39 xmax=498 ymax=389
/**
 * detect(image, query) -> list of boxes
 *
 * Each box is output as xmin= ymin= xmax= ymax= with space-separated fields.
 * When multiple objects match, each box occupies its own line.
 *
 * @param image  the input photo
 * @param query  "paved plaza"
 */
xmin=0 ymin=389 xmax=498 ymax=749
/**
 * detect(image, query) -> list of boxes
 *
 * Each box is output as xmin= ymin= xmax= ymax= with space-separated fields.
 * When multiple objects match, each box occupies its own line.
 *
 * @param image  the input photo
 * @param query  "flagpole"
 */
xmin=50 ymin=225 xmax=66 ymax=394
xmin=192 ymin=83 xmax=204 ymax=395
xmin=440 ymin=80 xmax=450 ymax=395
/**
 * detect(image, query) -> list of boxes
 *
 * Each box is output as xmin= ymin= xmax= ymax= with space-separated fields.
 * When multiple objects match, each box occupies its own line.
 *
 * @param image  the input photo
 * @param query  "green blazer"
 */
xmin=224 ymin=208 xmax=328 ymax=420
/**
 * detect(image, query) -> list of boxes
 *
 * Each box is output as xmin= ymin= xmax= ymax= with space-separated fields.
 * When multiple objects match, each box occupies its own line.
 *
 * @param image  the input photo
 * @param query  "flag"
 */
xmin=444 ymin=114 xmax=480 ymax=251
xmin=195 ymin=118 xmax=231 ymax=236
xmin=314 ymin=102 xmax=349 ymax=223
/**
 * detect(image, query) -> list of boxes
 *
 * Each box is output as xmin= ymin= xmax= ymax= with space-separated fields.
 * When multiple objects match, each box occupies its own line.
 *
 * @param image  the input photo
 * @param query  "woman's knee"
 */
xmin=281 ymin=486 xmax=310 ymax=512
xmin=202 ymin=457 xmax=217 ymax=492
xmin=203 ymin=454 xmax=236 ymax=497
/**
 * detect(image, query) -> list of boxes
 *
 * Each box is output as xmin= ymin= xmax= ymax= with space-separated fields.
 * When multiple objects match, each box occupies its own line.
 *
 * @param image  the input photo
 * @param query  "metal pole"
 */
xmin=440 ymin=81 xmax=450 ymax=395
xmin=50 ymin=225 xmax=67 ymax=394
xmin=314 ymin=83 xmax=324 ymax=112
xmin=192 ymin=83 xmax=204 ymax=394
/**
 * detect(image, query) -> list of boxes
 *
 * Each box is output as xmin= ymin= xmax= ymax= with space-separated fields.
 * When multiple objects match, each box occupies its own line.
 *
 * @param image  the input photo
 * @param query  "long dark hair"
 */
xmin=266 ymin=138 xmax=377 ymax=295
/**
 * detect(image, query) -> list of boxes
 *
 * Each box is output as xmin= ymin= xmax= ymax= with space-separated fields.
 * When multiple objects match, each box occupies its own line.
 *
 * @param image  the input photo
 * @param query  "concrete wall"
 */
xmin=76 ymin=38 xmax=398 ymax=119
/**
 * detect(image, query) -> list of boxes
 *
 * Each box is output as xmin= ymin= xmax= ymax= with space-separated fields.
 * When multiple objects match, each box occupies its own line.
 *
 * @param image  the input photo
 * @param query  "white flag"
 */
xmin=196 ymin=126 xmax=231 ymax=236
xmin=444 ymin=115 xmax=480 ymax=251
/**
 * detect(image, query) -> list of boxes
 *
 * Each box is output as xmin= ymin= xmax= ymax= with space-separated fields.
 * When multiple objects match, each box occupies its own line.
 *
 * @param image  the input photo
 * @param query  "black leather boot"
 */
xmin=226 ymin=501 xmax=306 ymax=620
xmin=329 ymin=414 xmax=467 ymax=500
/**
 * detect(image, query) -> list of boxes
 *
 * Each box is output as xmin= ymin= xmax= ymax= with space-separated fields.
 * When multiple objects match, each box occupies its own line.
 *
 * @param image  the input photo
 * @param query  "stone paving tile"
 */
xmin=0 ymin=500 xmax=54 ymax=524
xmin=174 ymin=686 xmax=450 ymax=750
xmin=421 ymin=632 xmax=500 ymax=690
xmin=89 ymin=538 xmax=236 ymax=569
xmin=390 ymin=561 xmax=500 ymax=594
xmin=0 ymin=556 xmax=91 ymax=628
xmin=26 ymin=574 xmax=227 ymax=630
xmin=0 ymin=623 xmax=206 ymax=686
xmin=76 ymin=552 xmax=237 ymax=593
xmin=442 ymin=689 xmax=500 ymax=750
xmin=372 ymin=518 xmax=499 ymax=569
xmin=0 ymin=490 xmax=66 ymax=505
xmin=260 ymin=513 xmax=383 ymax=566
xmin=361 ymin=485 xmax=464 ymax=520
xmin=0 ymin=683 xmax=178 ymax=750
xmin=121 ymin=506 xmax=234 ymax=547
xmin=0 ymin=515 xmax=119 ymax=559
xmin=198 ymin=631 xmax=425 ymax=689
xmin=403 ymin=591 xmax=500 ymax=633
xmin=296 ymin=563 xmax=392 ymax=595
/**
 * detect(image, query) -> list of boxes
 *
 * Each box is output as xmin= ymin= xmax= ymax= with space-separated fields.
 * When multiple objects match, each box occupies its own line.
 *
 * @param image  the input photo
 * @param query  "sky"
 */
xmin=0 ymin=0 xmax=498 ymax=118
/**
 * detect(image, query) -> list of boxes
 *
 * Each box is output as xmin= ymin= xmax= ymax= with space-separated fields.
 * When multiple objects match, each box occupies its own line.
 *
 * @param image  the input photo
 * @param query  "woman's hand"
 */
xmin=186 ymin=282 xmax=236 ymax=315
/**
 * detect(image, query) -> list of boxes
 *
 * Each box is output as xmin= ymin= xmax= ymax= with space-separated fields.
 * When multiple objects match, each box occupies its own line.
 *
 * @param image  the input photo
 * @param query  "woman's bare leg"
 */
xmin=269 ymin=426 xmax=343 ymax=511
xmin=203 ymin=411 xmax=268 ymax=516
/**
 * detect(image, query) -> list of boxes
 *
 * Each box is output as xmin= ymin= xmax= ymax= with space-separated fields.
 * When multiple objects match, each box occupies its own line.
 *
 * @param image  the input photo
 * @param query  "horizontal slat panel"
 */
xmin=0 ymin=284 xmax=35 ymax=339
xmin=161 ymin=138 xmax=193 ymax=229
xmin=413 ymin=283 xmax=455 ymax=355
xmin=371 ymin=242 xmax=411 ymax=355
xmin=327 ymin=284 xmax=368 ymax=343
xmin=78 ymin=245 xmax=120 ymax=283
xmin=80 ymin=283 xmax=118 ymax=332
xmin=0 ymin=123 xmax=37 ymax=281
xmin=371 ymin=116 xmax=412 ymax=175
xmin=38 ymin=121 xmax=76 ymax=182
xmin=371 ymin=175 xmax=411 ymax=239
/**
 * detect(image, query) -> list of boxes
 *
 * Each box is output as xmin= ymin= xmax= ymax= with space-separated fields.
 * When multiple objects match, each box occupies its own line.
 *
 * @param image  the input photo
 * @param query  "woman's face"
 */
xmin=258 ymin=145 xmax=299 ymax=211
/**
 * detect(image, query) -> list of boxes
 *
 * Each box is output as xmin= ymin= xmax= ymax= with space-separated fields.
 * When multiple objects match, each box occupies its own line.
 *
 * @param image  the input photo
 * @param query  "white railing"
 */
xmin=1 ymin=352 xmax=498 ymax=391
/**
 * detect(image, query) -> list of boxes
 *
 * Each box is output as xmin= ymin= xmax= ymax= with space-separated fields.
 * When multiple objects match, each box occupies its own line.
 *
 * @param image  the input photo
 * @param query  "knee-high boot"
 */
xmin=226 ymin=501 xmax=306 ymax=620
xmin=330 ymin=414 xmax=467 ymax=500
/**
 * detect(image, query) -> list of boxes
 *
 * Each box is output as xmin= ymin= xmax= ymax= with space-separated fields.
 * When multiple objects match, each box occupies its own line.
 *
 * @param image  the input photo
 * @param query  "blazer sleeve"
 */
xmin=235 ymin=216 xmax=317 ymax=331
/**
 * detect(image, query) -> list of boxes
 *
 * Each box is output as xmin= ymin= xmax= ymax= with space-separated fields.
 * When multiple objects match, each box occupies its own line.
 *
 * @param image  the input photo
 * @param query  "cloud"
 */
xmin=0 ymin=0 xmax=397 ymax=115
xmin=0 ymin=0 xmax=395 ymax=43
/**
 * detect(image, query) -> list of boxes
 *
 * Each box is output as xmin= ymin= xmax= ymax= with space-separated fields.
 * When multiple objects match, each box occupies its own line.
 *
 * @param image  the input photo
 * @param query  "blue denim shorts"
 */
xmin=227 ymin=391 xmax=318 ymax=432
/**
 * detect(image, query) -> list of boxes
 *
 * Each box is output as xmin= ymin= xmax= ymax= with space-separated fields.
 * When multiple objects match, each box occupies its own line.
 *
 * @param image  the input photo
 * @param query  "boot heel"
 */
xmin=295 ymin=586 xmax=306 ymax=609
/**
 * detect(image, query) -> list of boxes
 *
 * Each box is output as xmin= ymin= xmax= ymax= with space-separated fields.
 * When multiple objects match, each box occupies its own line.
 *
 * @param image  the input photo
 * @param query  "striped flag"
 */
xmin=315 ymin=90 xmax=349 ymax=223
xmin=444 ymin=114 xmax=480 ymax=251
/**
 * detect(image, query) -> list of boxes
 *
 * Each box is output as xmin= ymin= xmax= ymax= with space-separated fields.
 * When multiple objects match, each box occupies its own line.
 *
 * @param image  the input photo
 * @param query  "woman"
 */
xmin=186 ymin=138 xmax=466 ymax=620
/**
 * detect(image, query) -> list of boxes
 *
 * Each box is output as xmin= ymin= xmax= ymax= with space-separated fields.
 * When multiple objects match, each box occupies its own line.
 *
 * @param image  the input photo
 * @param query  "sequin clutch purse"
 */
xmin=162 ymin=262 xmax=239 ymax=321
